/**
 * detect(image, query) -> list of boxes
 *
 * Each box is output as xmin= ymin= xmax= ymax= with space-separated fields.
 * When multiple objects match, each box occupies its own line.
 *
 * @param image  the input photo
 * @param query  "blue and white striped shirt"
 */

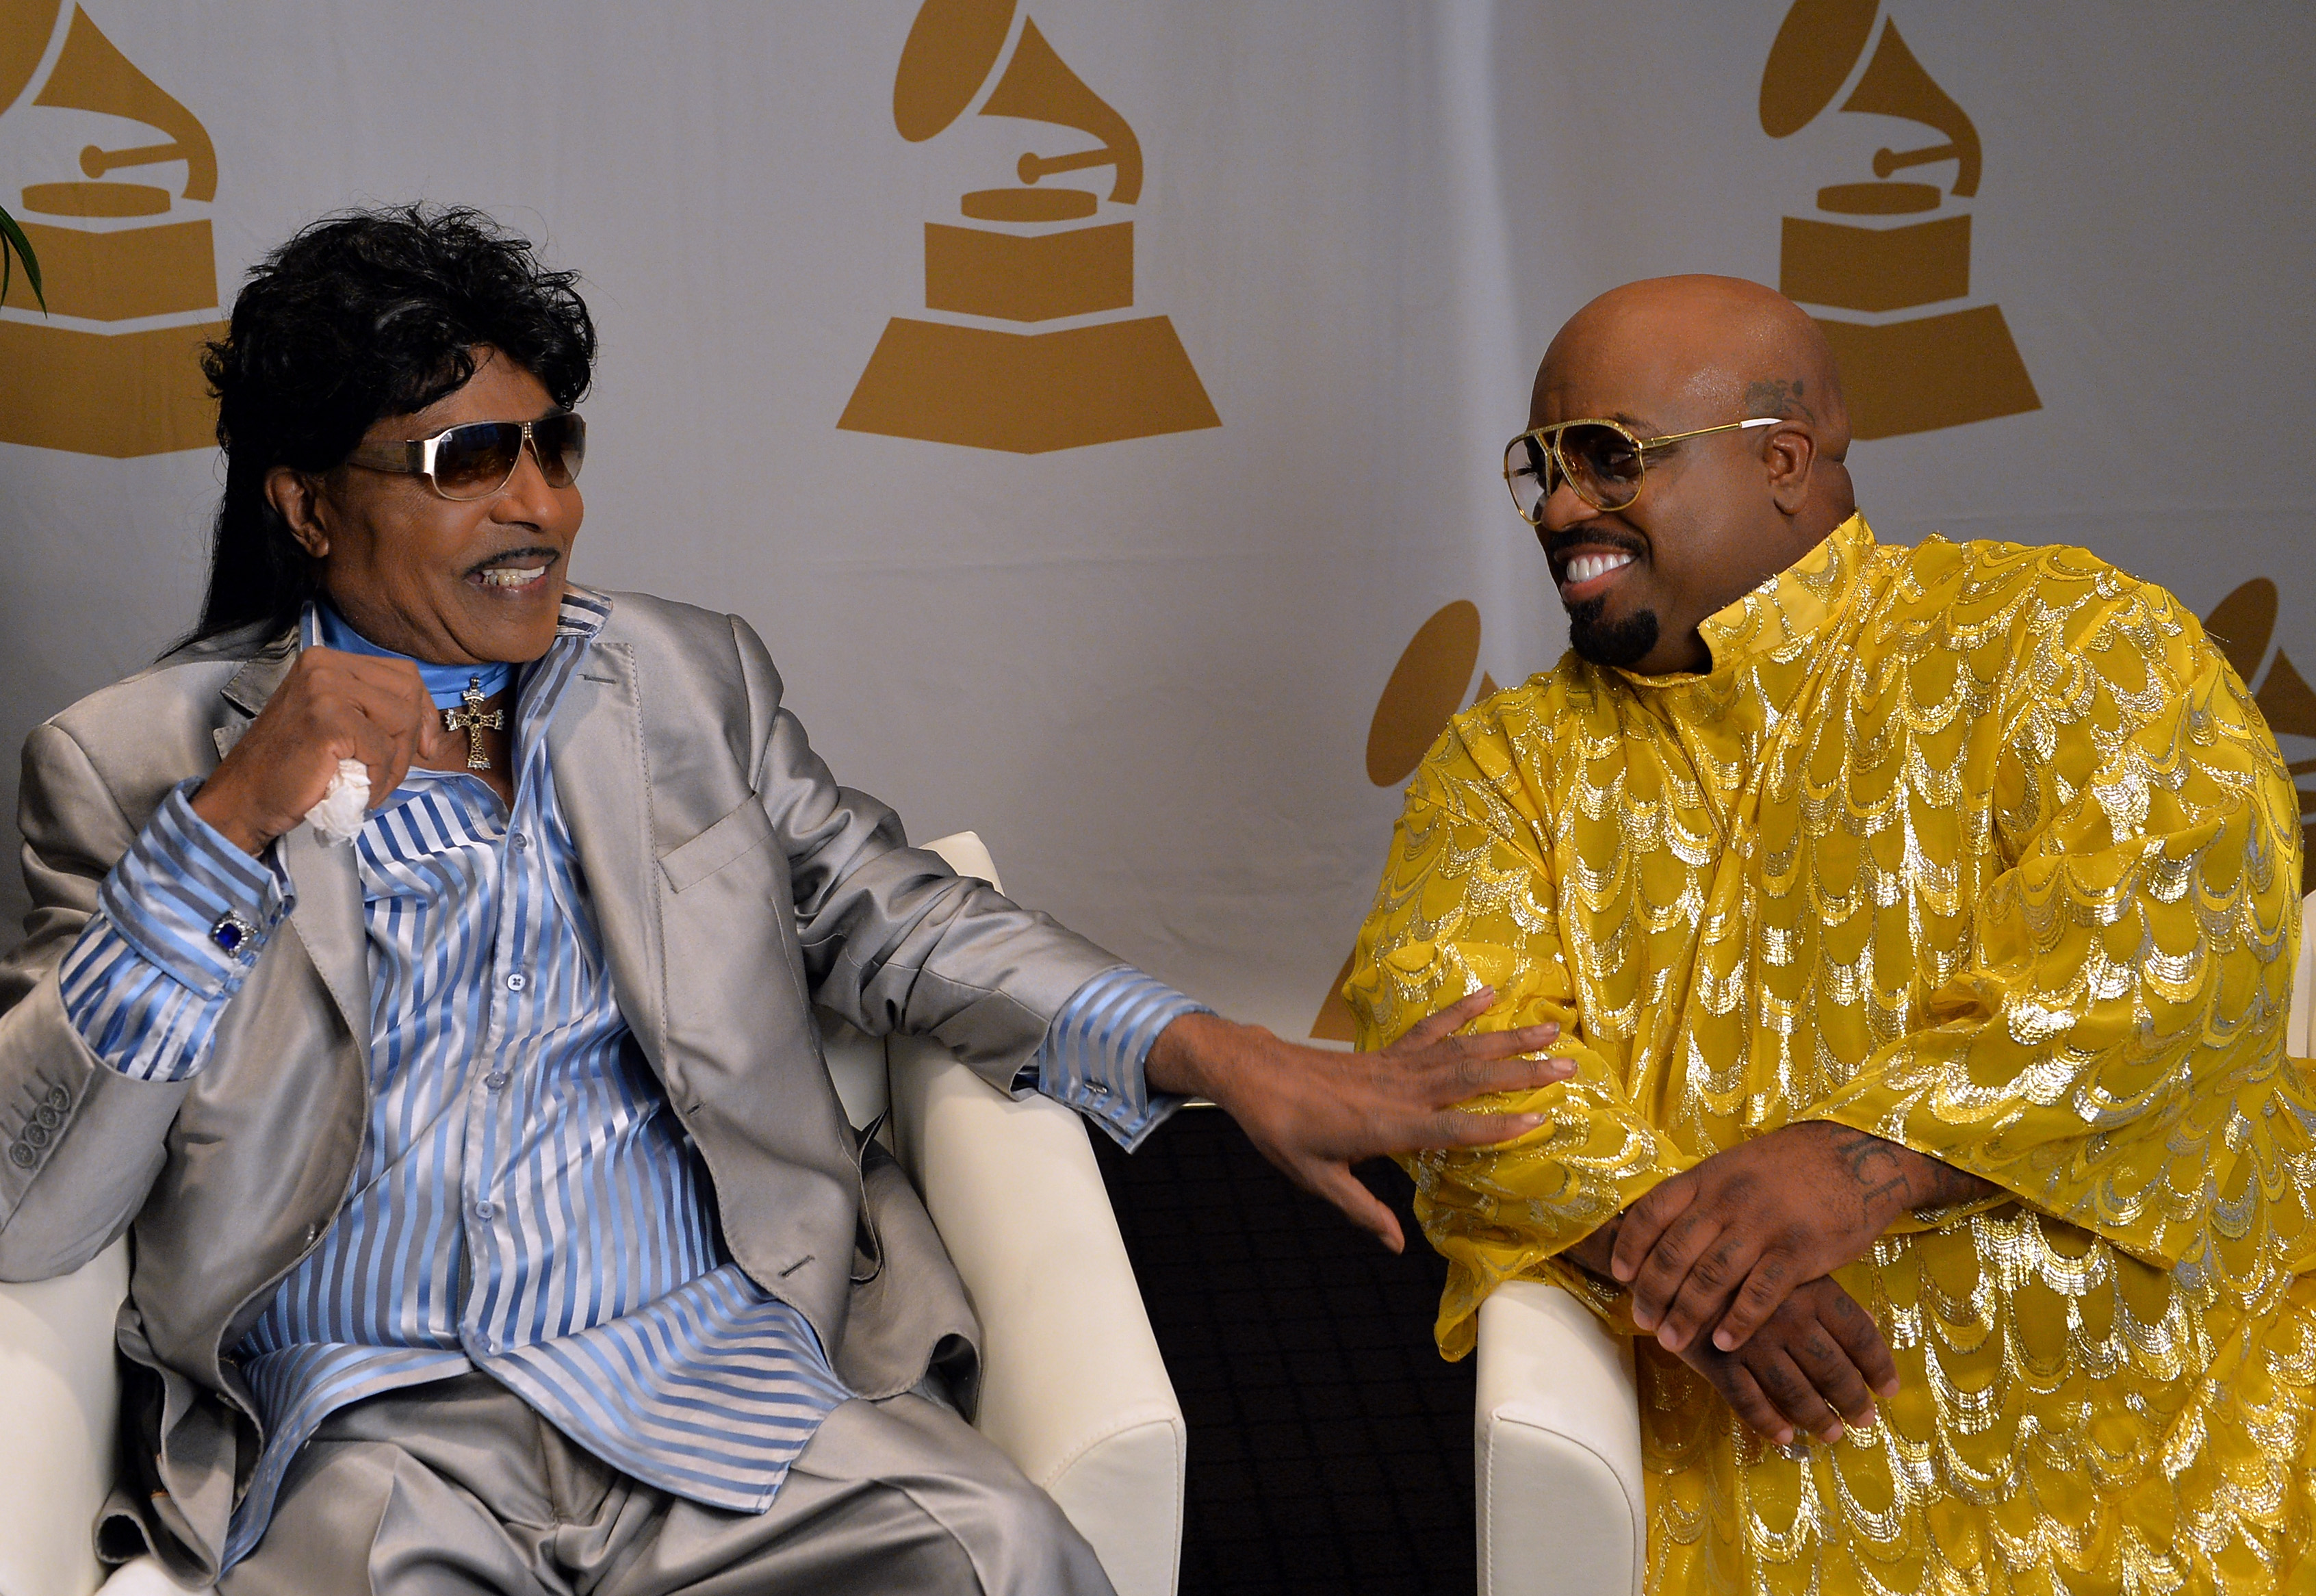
xmin=56 ymin=589 xmax=1200 ymax=1567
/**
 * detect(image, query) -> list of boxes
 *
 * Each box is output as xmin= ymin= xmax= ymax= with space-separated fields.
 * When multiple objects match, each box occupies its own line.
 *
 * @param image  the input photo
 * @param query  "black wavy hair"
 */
xmin=188 ymin=205 xmax=596 ymax=645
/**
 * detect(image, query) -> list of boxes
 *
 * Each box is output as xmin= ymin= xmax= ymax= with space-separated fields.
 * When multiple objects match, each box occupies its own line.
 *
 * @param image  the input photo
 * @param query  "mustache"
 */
xmin=463 ymin=545 xmax=562 ymax=578
xmin=1542 ymin=526 xmax=1649 ymax=563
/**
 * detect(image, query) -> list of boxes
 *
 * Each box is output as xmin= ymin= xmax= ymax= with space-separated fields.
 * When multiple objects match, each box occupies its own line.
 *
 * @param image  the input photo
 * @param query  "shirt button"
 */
xmin=511 ymin=832 xmax=529 ymax=852
xmin=474 ymin=1200 xmax=497 ymax=1220
xmin=505 ymin=973 xmax=528 ymax=992
xmin=485 ymin=1072 xmax=510 ymax=1090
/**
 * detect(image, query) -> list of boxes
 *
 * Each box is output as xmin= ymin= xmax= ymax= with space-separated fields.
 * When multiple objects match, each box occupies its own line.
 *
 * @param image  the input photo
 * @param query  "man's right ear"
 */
xmin=265 ymin=465 xmax=331 ymax=559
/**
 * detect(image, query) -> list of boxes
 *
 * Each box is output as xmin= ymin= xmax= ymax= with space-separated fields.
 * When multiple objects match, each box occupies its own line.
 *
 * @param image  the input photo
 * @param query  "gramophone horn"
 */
xmin=2259 ymin=652 xmax=2316 ymax=742
xmin=1759 ymin=0 xmax=1878 ymax=139
xmin=893 ymin=0 xmax=1018 ymax=143
xmin=30 ymin=5 xmax=216 ymax=201
xmin=0 ymin=1 xmax=64 ymax=121
xmin=979 ymin=18 xmax=1141 ymax=204
xmin=1840 ymin=20 xmax=1980 ymax=196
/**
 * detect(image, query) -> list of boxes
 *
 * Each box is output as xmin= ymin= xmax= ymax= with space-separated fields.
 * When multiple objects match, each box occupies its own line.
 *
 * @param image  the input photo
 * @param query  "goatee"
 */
xmin=1566 ymin=596 xmax=1660 ymax=669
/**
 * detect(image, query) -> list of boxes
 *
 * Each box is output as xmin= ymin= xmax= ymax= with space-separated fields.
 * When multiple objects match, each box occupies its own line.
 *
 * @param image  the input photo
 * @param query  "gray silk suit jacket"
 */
xmin=0 ymin=591 xmax=1124 ymax=1581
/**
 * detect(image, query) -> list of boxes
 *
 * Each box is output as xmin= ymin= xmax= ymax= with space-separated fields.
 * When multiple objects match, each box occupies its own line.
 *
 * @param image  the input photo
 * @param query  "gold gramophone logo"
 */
xmin=2204 ymin=580 xmax=2316 ymax=894
xmin=1758 ymin=1 xmax=2040 ymax=439
xmin=1309 ymin=600 xmax=1497 ymax=1042
xmin=0 ymin=3 xmax=224 ymax=457
xmin=838 ymin=0 xmax=1220 ymax=453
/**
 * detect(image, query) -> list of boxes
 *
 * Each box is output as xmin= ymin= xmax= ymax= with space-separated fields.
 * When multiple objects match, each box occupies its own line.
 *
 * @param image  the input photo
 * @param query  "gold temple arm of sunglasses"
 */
xmin=342 ymin=438 xmax=434 ymax=474
xmin=1633 ymin=416 xmax=1786 ymax=451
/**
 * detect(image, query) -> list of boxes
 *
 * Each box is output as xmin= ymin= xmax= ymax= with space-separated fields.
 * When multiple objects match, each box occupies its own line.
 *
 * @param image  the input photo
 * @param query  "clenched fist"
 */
xmin=191 ymin=646 xmax=472 ymax=854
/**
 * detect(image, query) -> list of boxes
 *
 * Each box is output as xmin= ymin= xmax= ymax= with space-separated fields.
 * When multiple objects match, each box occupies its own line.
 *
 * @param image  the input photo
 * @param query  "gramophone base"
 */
xmin=0 ymin=318 xmax=224 ymax=457
xmin=12 ymin=217 xmax=219 ymax=321
xmin=1812 ymin=305 xmax=2040 ymax=440
xmin=839 ymin=315 xmax=1220 ymax=453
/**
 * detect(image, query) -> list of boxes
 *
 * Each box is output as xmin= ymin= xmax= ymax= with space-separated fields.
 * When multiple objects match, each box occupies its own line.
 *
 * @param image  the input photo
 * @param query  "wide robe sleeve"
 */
xmin=1345 ymin=712 xmax=1695 ymax=1356
xmin=1808 ymin=586 xmax=2313 ymax=1308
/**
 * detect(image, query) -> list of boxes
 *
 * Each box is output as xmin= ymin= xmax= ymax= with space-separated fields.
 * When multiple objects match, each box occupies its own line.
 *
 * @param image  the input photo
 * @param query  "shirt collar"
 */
xmin=1686 ymin=511 xmax=1876 ymax=676
xmin=554 ymin=584 xmax=613 ymax=640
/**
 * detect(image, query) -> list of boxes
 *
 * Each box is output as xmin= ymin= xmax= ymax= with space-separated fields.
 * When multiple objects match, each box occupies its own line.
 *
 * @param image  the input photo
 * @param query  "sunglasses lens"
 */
xmin=1559 ymin=424 xmax=1645 ymax=511
xmin=1505 ymin=435 xmax=1554 ymax=521
xmin=530 ymin=413 xmax=585 ymax=487
xmin=430 ymin=422 xmax=526 ymax=498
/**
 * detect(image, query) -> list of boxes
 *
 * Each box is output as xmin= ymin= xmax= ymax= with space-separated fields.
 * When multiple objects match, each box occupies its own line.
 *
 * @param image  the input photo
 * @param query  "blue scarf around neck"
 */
xmin=313 ymin=604 xmax=513 ymax=709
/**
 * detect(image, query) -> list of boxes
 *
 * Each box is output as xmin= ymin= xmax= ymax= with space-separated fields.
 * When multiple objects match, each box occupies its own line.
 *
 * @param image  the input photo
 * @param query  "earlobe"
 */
xmin=266 ymin=466 xmax=331 ymax=560
xmin=1766 ymin=429 xmax=1816 ymax=516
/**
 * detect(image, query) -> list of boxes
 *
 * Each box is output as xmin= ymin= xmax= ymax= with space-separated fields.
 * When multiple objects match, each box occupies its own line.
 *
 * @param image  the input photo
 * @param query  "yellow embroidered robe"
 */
xmin=1346 ymin=514 xmax=2316 ymax=1593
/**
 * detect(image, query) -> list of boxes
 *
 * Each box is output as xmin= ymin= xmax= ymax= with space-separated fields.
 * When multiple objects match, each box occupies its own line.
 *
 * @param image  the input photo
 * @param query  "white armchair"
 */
xmin=0 ymin=832 xmax=1185 ymax=1596
xmin=1473 ymin=886 xmax=2316 ymax=1596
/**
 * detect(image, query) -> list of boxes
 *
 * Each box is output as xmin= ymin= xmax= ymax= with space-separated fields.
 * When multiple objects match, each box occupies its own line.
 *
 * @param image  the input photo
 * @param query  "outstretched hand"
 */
xmin=1608 ymin=1120 xmax=1996 ymax=1356
xmin=1145 ymin=989 xmax=1572 ymax=1252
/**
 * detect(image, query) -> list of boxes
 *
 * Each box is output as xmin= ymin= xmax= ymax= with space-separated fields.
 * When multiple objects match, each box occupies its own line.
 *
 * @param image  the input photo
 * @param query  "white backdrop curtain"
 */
xmin=1 ymin=1 xmax=2308 ymax=1035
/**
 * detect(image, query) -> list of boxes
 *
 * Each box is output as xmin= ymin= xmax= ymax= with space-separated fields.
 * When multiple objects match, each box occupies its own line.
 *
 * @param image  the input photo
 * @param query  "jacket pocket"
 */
xmin=658 ymin=797 xmax=775 ymax=894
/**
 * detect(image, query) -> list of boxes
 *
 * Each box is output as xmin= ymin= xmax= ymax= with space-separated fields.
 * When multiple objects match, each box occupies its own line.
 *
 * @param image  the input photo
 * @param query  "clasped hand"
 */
xmin=1570 ymin=1121 xmax=1992 ymax=1445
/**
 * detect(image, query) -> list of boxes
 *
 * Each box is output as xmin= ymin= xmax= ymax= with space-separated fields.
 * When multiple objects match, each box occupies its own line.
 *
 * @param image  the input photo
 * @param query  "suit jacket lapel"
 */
xmin=216 ymin=629 xmax=296 ymax=748
xmin=549 ymin=639 xmax=669 ymax=1072
xmin=280 ymin=825 xmax=370 ymax=1048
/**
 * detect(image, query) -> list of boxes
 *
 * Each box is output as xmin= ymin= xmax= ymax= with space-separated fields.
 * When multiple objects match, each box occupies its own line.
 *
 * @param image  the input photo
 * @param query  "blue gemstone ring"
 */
xmin=209 ymin=910 xmax=259 ymax=961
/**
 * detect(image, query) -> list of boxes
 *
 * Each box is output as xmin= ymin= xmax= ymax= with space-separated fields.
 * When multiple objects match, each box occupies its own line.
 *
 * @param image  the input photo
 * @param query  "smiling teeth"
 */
xmin=478 ymin=566 xmax=547 ymax=588
xmin=1565 ymin=551 xmax=1635 ymax=584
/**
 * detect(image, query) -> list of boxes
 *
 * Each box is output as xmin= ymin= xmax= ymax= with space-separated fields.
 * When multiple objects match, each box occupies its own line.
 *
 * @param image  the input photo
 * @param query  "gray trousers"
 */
xmin=214 ymin=1374 xmax=1117 ymax=1596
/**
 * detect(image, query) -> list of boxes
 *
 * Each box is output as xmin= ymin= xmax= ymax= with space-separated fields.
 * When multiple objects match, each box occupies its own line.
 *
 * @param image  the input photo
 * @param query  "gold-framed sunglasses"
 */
xmin=1502 ymin=415 xmax=1780 ymax=522
xmin=344 ymin=411 xmax=587 ymax=502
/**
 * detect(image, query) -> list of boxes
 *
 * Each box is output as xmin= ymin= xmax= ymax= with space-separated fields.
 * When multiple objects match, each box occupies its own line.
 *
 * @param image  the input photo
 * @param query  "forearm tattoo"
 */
xmin=1820 ymin=1123 xmax=1996 ymax=1222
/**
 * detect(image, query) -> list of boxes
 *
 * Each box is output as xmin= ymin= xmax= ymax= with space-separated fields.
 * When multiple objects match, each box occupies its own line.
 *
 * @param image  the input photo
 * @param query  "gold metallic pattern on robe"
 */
xmin=1346 ymin=515 xmax=2316 ymax=1592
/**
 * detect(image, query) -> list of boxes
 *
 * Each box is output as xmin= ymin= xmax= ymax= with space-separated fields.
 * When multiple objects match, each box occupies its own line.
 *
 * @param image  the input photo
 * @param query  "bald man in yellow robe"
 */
xmin=1346 ymin=276 xmax=2316 ymax=1593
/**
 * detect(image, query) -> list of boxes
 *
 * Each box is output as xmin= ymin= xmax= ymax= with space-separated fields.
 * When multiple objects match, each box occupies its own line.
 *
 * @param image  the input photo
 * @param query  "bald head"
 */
xmin=1544 ymin=274 xmax=1852 ymax=465
xmin=1525 ymin=275 xmax=1859 ymax=674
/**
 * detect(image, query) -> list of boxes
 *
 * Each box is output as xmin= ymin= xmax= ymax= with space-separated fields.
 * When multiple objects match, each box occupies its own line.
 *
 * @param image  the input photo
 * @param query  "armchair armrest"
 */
xmin=1474 ymin=1279 xmax=1644 ymax=1596
xmin=0 ymin=1237 xmax=129 ymax=1596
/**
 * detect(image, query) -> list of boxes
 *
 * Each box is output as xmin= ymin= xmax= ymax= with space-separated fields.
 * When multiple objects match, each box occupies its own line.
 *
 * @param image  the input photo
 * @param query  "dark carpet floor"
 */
xmin=1090 ymin=1105 xmax=1476 ymax=1595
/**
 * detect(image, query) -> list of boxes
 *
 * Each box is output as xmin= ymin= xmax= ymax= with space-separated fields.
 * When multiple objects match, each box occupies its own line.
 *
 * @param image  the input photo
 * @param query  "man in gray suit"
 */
xmin=0 ymin=207 xmax=1567 ymax=1594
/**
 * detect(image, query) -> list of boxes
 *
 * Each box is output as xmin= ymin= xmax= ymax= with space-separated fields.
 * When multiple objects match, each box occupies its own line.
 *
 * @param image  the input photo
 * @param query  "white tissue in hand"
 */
xmin=306 ymin=758 xmax=370 ymax=845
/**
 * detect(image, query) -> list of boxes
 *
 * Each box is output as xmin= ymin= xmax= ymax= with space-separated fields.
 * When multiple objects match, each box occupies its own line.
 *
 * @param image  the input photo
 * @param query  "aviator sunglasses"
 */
xmin=1502 ymin=415 xmax=1779 ymax=522
xmin=344 ymin=411 xmax=587 ymax=502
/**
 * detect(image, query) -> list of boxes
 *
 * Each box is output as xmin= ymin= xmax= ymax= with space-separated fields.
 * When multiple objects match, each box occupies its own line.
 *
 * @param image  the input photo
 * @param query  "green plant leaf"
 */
xmin=0 ymin=203 xmax=47 ymax=314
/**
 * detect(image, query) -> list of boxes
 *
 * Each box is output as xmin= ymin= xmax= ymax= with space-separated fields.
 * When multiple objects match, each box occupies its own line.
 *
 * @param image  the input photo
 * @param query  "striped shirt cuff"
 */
xmin=1034 ymin=966 xmax=1206 ymax=1151
xmin=58 ymin=782 xmax=293 ymax=1083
